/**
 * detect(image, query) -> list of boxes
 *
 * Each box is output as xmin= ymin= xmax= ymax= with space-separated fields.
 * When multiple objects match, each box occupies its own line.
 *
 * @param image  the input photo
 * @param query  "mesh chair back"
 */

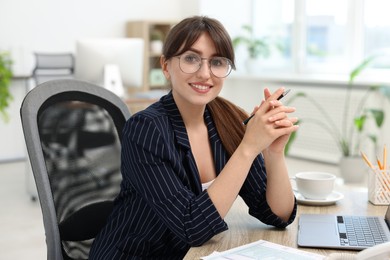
xmin=20 ymin=79 xmax=131 ymax=260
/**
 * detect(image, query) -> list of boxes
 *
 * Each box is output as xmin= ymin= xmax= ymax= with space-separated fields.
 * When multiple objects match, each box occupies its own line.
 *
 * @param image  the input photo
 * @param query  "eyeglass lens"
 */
xmin=178 ymin=53 xmax=232 ymax=78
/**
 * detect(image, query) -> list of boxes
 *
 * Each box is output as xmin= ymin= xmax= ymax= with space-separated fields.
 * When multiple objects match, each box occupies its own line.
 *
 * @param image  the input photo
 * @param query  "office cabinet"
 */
xmin=126 ymin=20 xmax=176 ymax=91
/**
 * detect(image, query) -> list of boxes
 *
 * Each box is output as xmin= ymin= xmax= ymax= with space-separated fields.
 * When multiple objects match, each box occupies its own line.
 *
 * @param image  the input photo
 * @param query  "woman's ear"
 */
xmin=160 ymin=55 xmax=170 ymax=80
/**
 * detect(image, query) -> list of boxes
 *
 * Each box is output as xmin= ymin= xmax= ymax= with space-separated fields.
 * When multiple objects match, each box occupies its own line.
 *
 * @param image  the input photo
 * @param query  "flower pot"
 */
xmin=150 ymin=40 xmax=163 ymax=54
xmin=339 ymin=156 xmax=367 ymax=183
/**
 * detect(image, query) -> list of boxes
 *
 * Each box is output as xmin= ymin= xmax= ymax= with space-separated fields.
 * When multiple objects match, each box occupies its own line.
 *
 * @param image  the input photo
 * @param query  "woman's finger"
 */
xmin=267 ymin=106 xmax=296 ymax=120
xmin=267 ymin=87 xmax=285 ymax=101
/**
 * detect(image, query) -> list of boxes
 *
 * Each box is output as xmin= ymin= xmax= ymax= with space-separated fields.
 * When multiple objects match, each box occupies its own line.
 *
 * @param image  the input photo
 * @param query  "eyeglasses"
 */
xmin=176 ymin=52 xmax=233 ymax=78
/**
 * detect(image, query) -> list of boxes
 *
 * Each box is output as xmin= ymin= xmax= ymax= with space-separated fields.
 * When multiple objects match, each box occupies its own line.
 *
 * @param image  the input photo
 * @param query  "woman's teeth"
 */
xmin=191 ymin=84 xmax=209 ymax=90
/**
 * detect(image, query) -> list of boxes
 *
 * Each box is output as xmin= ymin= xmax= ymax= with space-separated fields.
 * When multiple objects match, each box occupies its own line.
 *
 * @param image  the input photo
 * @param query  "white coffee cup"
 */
xmin=291 ymin=171 xmax=336 ymax=200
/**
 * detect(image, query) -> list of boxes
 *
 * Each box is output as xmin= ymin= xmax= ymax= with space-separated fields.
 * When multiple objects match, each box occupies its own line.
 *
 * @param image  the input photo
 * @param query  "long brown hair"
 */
xmin=162 ymin=16 xmax=248 ymax=157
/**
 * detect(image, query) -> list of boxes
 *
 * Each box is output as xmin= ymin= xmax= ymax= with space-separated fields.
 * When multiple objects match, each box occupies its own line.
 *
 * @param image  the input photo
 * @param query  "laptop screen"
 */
xmin=386 ymin=205 xmax=390 ymax=229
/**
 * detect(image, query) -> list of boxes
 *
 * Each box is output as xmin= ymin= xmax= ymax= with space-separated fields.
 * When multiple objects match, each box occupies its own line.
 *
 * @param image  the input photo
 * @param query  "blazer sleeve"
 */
xmin=120 ymin=115 xmax=228 ymax=246
xmin=239 ymin=155 xmax=297 ymax=228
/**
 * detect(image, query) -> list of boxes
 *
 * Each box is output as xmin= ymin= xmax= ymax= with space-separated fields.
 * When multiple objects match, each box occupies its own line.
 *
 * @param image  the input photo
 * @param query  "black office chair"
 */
xmin=20 ymin=79 xmax=131 ymax=260
xmin=26 ymin=53 xmax=76 ymax=200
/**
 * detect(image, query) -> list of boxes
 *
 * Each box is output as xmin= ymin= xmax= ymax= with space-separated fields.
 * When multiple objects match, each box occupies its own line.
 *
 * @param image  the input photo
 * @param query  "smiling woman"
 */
xmin=89 ymin=16 xmax=298 ymax=259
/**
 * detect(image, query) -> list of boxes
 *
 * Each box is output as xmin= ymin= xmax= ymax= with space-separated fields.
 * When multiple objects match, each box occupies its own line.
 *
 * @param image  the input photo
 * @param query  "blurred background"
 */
xmin=1 ymin=0 xmax=390 ymax=258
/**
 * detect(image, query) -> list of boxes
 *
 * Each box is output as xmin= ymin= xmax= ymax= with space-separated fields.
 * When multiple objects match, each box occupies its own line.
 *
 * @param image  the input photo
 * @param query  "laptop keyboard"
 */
xmin=337 ymin=216 xmax=388 ymax=247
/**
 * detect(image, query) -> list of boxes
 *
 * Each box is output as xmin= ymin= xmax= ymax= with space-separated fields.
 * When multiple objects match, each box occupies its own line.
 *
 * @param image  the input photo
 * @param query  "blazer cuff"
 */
xmin=197 ymin=191 xmax=228 ymax=234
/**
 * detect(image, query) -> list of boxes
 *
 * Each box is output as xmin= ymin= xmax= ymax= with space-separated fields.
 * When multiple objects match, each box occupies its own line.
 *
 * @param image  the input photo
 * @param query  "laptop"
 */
xmin=297 ymin=204 xmax=390 ymax=250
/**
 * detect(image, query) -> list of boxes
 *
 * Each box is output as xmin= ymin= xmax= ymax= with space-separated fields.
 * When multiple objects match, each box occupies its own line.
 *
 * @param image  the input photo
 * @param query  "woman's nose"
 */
xmin=196 ymin=60 xmax=211 ymax=79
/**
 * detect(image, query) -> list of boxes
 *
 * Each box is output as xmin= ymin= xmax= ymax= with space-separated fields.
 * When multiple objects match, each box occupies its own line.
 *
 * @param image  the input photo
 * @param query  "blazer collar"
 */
xmin=162 ymin=92 xmax=190 ymax=149
xmin=162 ymin=92 xmax=226 ymax=179
xmin=161 ymin=91 xmax=219 ymax=152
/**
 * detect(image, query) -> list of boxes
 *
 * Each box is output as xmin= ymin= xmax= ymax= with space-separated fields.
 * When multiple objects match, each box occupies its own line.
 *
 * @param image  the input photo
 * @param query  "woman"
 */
xmin=90 ymin=16 xmax=299 ymax=259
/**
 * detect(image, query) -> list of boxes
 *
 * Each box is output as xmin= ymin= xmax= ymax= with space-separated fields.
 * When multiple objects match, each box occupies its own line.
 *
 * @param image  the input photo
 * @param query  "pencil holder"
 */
xmin=368 ymin=168 xmax=390 ymax=205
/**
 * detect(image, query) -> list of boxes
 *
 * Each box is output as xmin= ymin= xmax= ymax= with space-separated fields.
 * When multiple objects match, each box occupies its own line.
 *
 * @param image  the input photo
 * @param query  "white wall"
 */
xmin=0 ymin=79 xmax=26 ymax=162
xmin=199 ymin=0 xmax=252 ymax=34
xmin=0 ymin=0 xmax=253 ymax=162
xmin=199 ymin=0 xmax=253 ymax=72
xmin=0 ymin=0 xmax=198 ymax=76
xmin=0 ymin=0 xmax=253 ymax=76
xmin=0 ymin=0 xmax=195 ymax=161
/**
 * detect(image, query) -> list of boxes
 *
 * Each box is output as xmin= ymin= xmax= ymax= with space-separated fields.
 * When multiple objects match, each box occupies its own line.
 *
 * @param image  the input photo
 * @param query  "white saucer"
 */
xmin=295 ymin=191 xmax=344 ymax=206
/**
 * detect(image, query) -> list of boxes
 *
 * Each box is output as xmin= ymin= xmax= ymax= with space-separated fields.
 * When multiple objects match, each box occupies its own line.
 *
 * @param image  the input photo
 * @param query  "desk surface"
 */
xmin=184 ymin=185 xmax=388 ymax=259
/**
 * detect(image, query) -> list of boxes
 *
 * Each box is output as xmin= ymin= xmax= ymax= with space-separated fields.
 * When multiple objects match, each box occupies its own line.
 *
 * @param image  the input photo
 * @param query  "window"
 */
xmin=248 ymin=0 xmax=390 ymax=75
xmin=364 ymin=0 xmax=390 ymax=70
xmin=252 ymin=0 xmax=294 ymax=71
xmin=304 ymin=0 xmax=349 ymax=73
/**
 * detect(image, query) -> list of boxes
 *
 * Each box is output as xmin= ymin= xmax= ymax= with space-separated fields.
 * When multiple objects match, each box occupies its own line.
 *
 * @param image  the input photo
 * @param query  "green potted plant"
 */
xmin=285 ymin=56 xmax=390 ymax=182
xmin=0 ymin=51 xmax=13 ymax=122
xmin=232 ymin=24 xmax=283 ymax=73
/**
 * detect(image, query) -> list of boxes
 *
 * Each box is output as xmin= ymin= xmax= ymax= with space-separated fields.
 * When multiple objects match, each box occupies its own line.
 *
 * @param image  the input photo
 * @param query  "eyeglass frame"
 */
xmin=174 ymin=52 xmax=234 ymax=78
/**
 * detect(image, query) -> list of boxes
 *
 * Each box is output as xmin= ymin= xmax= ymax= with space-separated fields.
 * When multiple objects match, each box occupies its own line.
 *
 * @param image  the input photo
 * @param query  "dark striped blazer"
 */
xmin=89 ymin=92 xmax=297 ymax=259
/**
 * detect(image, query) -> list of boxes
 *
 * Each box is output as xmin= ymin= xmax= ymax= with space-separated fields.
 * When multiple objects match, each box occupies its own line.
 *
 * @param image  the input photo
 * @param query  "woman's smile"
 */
xmin=190 ymin=82 xmax=212 ymax=93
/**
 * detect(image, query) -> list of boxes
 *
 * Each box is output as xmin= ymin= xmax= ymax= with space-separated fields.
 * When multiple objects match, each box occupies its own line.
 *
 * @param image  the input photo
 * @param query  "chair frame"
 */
xmin=20 ymin=79 xmax=131 ymax=260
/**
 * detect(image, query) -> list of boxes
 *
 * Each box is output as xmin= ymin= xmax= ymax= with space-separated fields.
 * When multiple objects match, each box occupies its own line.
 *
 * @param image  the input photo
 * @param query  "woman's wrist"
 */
xmin=235 ymin=143 xmax=260 ymax=163
xmin=262 ymin=148 xmax=285 ymax=161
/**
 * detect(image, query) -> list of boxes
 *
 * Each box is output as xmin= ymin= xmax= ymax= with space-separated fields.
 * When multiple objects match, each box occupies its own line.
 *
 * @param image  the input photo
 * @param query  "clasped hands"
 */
xmin=242 ymin=87 xmax=299 ymax=155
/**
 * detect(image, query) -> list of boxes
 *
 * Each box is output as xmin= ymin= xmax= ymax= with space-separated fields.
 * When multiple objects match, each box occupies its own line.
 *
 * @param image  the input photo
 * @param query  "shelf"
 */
xmin=126 ymin=20 xmax=177 ymax=92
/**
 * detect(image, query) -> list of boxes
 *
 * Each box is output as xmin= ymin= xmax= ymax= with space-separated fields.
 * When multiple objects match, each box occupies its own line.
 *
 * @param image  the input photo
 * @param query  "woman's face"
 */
xmin=161 ymin=33 xmax=226 ymax=109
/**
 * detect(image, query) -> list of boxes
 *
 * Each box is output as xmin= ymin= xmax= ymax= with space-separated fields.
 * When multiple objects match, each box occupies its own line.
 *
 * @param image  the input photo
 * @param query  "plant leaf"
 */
xmin=284 ymin=92 xmax=306 ymax=105
xmin=340 ymin=139 xmax=350 ymax=157
xmin=368 ymin=109 xmax=384 ymax=127
xmin=0 ymin=51 xmax=13 ymax=122
xmin=349 ymin=55 xmax=378 ymax=83
xmin=354 ymin=115 xmax=366 ymax=132
xmin=367 ymin=134 xmax=377 ymax=144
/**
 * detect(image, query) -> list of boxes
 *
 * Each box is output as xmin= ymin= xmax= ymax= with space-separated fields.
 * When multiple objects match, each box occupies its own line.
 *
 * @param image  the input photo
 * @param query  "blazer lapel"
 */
xmin=204 ymin=108 xmax=228 ymax=175
xmin=162 ymin=92 xmax=191 ymax=150
xmin=161 ymin=93 xmax=229 ymax=194
xmin=162 ymin=93 xmax=202 ymax=193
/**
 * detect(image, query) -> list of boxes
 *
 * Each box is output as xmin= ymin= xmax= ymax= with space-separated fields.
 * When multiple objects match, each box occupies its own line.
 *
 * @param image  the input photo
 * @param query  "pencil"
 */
xmin=377 ymin=156 xmax=383 ymax=170
xmin=360 ymin=151 xmax=374 ymax=169
xmin=242 ymin=89 xmax=291 ymax=125
xmin=383 ymin=145 xmax=387 ymax=170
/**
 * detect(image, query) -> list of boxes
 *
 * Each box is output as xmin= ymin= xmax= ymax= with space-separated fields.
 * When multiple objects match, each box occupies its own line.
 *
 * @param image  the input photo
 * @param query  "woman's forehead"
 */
xmin=178 ymin=33 xmax=217 ymax=55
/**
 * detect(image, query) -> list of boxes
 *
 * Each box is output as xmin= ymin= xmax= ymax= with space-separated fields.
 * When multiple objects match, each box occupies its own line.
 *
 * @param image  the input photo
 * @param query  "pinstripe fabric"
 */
xmin=89 ymin=92 xmax=297 ymax=259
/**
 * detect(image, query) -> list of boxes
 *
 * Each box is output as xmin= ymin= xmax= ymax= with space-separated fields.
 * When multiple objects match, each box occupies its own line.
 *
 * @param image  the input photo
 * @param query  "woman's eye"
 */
xmin=184 ymin=54 xmax=199 ymax=63
xmin=211 ymin=58 xmax=224 ymax=67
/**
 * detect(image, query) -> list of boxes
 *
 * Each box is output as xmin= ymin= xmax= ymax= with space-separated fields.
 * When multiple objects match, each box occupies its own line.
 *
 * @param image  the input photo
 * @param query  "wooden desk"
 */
xmin=184 ymin=186 xmax=388 ymax=259
xmin=123 ymin=97 xmax=158 ymax=114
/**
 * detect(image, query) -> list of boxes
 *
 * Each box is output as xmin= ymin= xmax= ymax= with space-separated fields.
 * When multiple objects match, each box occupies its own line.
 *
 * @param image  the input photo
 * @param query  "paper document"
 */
xmin=201 ymin=240 xmax=325 ymax=260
